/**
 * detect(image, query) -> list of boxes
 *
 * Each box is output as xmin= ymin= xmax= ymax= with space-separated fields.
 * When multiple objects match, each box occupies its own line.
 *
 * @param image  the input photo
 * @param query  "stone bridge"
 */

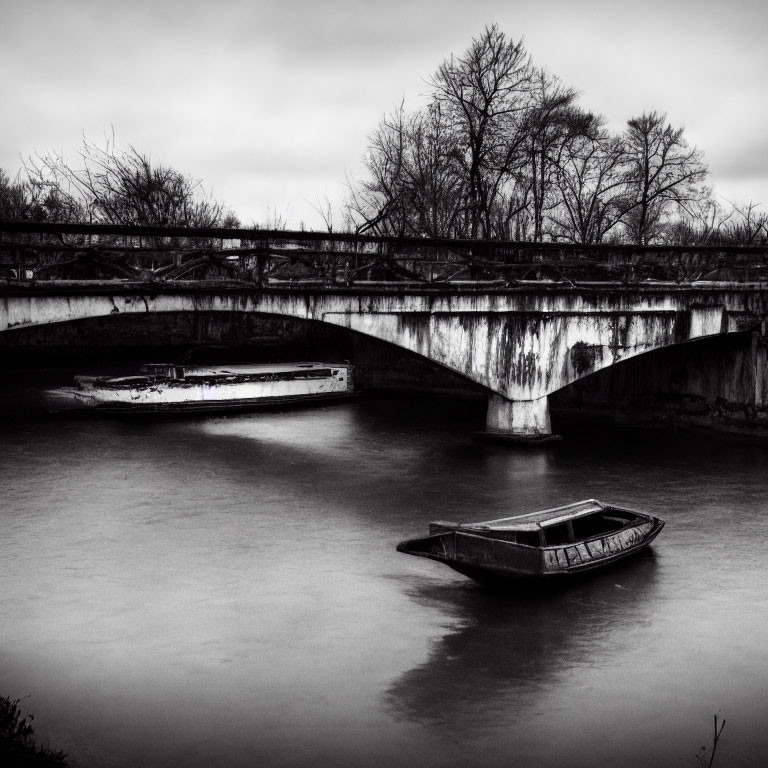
xmin=3 ymin=281 xmax=767 ymax=439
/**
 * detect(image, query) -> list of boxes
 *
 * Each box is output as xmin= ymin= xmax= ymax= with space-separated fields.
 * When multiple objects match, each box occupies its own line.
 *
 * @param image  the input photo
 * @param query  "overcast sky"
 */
xmin=3 ymin=0 xmax=767 ymax=229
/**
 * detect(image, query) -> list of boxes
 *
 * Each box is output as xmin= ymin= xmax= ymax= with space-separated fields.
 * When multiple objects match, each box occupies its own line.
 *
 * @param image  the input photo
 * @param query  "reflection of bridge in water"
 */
xmin=2 ymin=221 xmax=767 ymax=439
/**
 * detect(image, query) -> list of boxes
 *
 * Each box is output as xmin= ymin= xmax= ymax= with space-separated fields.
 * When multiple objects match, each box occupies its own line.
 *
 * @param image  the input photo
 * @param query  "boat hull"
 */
xmin=69 ymin=389 xmax=353 ymax=414
xmin=397 ymin=515 xmax=664 ymax=583
xmin=47 ymin=362 xmax=354 ymax=415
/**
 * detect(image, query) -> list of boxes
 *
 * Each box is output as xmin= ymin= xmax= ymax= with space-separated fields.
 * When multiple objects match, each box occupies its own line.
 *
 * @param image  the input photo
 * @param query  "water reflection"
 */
xmin=387 ymin=553 xmax=660 ymax=731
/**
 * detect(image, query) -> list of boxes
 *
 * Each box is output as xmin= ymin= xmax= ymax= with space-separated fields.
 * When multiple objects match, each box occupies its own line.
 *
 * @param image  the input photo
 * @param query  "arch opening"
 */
xmin=0 ymin=309 xmax=489 ymax=420
xmin=550 ymin=330 xmax=767 ymax=436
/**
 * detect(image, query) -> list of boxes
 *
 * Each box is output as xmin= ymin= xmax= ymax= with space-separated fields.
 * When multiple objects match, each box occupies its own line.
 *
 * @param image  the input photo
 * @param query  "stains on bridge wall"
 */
xmin=329 ymin=305 xmax=682 ymax=402
xmin=689 ymin=305 xmax=726 ymax=338
xmin=570 ymin=342 xmax=601 ymax=376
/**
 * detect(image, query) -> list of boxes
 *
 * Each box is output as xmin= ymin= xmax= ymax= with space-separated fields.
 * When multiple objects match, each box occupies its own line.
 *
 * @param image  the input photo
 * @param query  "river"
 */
xmin=2 ymin=396 xmax=768 ymax=767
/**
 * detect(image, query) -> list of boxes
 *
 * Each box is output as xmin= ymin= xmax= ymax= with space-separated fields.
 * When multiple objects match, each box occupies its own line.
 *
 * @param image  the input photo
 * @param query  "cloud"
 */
xmin=3 ymin=0 xmax=767 ymax=226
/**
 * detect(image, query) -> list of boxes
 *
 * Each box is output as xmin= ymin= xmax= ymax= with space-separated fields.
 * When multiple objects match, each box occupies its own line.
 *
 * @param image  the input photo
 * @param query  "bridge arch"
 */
xmin=549 ymin=328 xmax=767 ymax=427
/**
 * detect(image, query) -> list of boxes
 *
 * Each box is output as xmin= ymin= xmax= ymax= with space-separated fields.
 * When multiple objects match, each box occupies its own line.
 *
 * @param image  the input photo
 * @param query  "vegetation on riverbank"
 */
xmin=0 ymin=691 xmax=730 ymax=767
xmin=696 ymin=714 xmax=726 ymax=768
xmin=0 ymin=695 xmax=68 ymax=767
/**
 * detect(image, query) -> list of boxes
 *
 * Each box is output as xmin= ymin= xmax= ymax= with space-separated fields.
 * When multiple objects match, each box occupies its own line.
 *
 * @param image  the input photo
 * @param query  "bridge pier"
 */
xmin=483 ymin=394 xmax=559 ymax=443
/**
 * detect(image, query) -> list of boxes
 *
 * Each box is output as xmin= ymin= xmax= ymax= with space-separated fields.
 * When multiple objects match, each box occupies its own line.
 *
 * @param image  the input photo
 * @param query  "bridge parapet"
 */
xmin=2 ymin=221 xmax=768 ymax=287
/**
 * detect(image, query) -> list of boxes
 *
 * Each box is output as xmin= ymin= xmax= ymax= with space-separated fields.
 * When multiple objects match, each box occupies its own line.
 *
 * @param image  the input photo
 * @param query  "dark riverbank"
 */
xmin=1 ymin=696 xmax=68 ymax=767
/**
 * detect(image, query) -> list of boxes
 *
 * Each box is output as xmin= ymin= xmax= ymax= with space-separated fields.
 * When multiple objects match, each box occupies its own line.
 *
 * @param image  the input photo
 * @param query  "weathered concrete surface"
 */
xmin=553 ymin=330 xmax=768 ymax=435
xmin=486 ymin=394 xmax=552 ymax=436
xmin=2 ymin=282 xmax=767 ymax=436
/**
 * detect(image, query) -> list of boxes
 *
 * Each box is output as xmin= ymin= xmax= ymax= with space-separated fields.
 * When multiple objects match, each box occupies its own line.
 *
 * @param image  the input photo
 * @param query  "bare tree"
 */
xmin=720 ymin=200 xmax=768 ymax=245
xmin=403 ymin=102 xmax=466 ymax=237
xmin=1 ymin=167 xmax=82 ymax=222
xmin=347 ymin=101 xmax=466 ymax=237
xmin=660 ymin=196 xmax=724 ymax=245
xmin=0 ymin=169 xmax=33 ymax=220
xmin=347 ymin=103 xmax=412 ymax=236
xmin=24 ymin=135 xmax=239 ymax=228
xmin=522 ymin=70 xmax=595 ymax=241
xmin=430 ymin=24 xmax=533 ymax=238
xmin=349 ymin=30 xmax=726 ymax=246
xmin=620 ymin=112 xmax=708 ymax=244
xmin=550 ymin=130 xmax=628 ymax=243
xmin=309 ymin=192 xmax=337 ymax=233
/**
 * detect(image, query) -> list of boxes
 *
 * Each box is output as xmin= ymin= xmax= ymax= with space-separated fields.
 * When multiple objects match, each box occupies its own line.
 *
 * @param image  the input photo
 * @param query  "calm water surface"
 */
xmin=2 ymin=398 xmax=768 ymax=767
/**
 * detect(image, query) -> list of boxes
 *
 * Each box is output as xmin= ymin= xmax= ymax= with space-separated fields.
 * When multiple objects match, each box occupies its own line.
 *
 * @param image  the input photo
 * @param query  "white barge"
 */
xmin=54 ymin=362 xmax=354 ymax=413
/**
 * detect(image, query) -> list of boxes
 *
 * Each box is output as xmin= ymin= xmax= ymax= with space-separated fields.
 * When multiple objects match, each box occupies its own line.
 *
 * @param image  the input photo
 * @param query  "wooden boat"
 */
xmin=396 ymin=499 xmax=664 ymax=583
xmin=48 ymin=362 xmax=354 ymax=413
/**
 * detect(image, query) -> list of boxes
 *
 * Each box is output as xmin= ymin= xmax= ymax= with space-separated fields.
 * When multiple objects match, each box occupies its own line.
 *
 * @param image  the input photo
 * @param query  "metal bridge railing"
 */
xmin=2 ymin=221 xmax=767 ymax=287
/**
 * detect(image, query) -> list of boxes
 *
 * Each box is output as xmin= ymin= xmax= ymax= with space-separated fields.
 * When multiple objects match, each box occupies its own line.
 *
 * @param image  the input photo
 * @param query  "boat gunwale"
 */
xmin=72 ymin=361 xmax=353 ymax=393
xmin=432 ymin=501 xmax=655 ymax=534
xmin=402 ymin=513 xmax=662 ymax=553
xmin=468 ymin=498 xmax=606 ymax=527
